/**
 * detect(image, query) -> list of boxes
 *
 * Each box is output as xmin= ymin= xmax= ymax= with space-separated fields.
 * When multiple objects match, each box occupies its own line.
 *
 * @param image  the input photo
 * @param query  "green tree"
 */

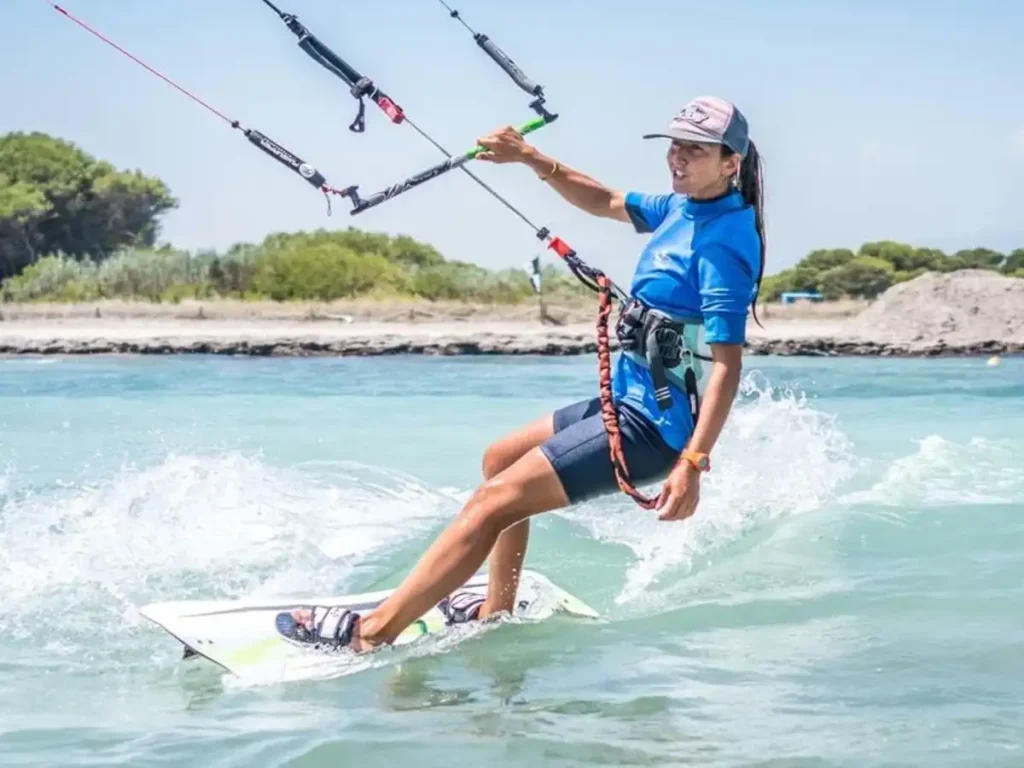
xmin=817 ymin=256 xmax=895 ymax=299
xmin=0 ymin=132 xmax=177 ymax=277
xmin=1002 ymin=249 xmax=1024 ymax=274
xmin=0 ymin=174 xmax=50 ymax=277
xmin=858 ymin=241 xmax=954 ymax=272
xmin=801 ymin=248 xmax=855 ymax=272
xmin=947 ymin=248 xmax=1005 ymax=271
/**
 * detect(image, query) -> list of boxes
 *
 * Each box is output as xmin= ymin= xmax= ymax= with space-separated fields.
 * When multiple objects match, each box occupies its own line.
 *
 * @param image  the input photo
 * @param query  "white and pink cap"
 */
xmin=643 ymin=96 xmax=750 ymax=158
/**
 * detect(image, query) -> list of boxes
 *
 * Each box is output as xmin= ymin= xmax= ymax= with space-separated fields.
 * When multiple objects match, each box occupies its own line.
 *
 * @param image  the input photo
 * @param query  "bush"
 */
xmin=8 ymin=229 xmax=1019 ymax=307
xmin=96 ymin=249 xmax=195 ymax=301
xmin=251 ymin=243 xmax=408 ymax=300
xmin=1 ymin=255 xmax=98 ymax=301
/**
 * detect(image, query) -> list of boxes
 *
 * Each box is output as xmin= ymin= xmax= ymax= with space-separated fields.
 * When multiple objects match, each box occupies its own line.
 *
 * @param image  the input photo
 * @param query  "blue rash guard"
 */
xmin=612 ymin=188 xmax=762 ymax=451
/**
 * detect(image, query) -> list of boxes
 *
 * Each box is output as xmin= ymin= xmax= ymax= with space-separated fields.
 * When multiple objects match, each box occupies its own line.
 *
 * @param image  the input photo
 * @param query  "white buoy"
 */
xmin=987 ymin=355 xmax=1001 ymax=367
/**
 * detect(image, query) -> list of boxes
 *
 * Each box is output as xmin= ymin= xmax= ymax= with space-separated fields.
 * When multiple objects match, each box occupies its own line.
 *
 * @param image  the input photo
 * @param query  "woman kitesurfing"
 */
xmin=280 ymin=95 xmax=767 ymax=652
xmin=38 ymin=1 xmax=766 ymax=658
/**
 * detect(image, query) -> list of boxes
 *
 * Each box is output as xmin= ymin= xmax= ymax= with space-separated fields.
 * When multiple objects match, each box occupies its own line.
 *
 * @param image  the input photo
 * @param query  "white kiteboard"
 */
xmin=139 ymin=569 xmax=598 ymax=679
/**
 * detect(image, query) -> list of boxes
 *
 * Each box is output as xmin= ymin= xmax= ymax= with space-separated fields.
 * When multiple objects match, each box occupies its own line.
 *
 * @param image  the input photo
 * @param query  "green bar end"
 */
xmin=466 ymin=115 xmax=550 ymax=160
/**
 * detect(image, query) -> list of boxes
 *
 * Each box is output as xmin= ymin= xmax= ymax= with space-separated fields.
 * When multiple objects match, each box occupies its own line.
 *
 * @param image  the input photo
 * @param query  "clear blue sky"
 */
xmin=3 ymin=0 xmax=1023 ymax=284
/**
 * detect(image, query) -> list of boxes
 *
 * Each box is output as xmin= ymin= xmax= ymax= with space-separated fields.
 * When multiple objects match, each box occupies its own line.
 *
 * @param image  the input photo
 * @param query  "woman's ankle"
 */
xmin=479 ymin=596 xmax=514 ymax=619
xmin=355 ymin=614 xmax=392 ymax=649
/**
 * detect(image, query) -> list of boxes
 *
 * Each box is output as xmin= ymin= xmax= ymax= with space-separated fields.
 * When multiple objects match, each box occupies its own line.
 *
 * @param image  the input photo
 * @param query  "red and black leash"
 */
xmin=546 ymin=239 xmax=660 ymax=509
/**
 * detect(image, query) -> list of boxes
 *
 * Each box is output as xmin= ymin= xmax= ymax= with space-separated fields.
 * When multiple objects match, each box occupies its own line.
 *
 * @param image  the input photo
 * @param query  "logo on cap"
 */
xmin=676 ymin=103 xmax=710 ymax=125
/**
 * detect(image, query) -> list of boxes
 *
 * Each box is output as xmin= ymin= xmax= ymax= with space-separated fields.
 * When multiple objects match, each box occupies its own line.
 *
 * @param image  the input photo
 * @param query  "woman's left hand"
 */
xmin=655 ymin=464 xmax=700 ymax=521
xmin=475 ymin=126 xmax=535 ymax=165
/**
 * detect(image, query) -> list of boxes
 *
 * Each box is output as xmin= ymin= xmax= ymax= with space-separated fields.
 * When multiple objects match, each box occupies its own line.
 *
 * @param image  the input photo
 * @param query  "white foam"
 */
xmin=0 ymin=454 xmax=457 ymax=647
xmin=0 ymin=357 xmax=61 ymax=365
xmin=560 ymin=369 xmax=859 ymax=608
xmin=843 ymin=434 xmax=1024 ymax=508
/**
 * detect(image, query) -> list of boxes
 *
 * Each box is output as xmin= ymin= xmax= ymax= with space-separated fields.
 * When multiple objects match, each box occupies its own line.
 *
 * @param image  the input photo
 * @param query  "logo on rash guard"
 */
xmin=652 ymin=249 xmax=674 ymax=270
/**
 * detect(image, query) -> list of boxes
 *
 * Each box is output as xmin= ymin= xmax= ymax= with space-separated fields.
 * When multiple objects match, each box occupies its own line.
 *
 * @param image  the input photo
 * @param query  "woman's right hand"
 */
xmin=475 ymin=126 xmax=536 ymax=165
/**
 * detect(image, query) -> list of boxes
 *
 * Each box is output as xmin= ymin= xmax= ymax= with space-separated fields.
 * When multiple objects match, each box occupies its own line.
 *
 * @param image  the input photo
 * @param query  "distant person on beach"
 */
xmin=278 ymin=96 xmax=767 ymax=651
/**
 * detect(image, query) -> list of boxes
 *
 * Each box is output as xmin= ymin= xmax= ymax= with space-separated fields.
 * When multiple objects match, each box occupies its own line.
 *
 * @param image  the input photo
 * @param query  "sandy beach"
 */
xmin=0 ymin=300 xmax=873 ymax=357
xmin=1 ymin=272 xmax=1021 ymax=357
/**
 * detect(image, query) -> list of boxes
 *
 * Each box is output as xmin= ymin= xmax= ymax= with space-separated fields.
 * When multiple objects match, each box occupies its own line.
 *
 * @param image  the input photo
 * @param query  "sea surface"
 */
xmin=1 ymin=353 xmax=1022 ymax=767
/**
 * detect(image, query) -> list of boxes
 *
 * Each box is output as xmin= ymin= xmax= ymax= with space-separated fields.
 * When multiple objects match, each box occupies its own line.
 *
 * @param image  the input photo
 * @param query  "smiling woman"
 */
xmin=274 ymin=96 xmax=768 ymax=655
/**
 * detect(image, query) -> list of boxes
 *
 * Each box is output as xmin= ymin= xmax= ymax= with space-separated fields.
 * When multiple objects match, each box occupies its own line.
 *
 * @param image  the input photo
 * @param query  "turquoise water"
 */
xmin=1 ymin=353 xmax=1022 ymax=766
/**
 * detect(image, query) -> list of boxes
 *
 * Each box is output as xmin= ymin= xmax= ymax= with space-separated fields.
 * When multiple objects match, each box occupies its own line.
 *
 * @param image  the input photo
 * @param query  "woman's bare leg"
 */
xmin=356 ymin=446 xmax=568 ymax=648
xmin=478 ymin=415 xmax=554 ymax=617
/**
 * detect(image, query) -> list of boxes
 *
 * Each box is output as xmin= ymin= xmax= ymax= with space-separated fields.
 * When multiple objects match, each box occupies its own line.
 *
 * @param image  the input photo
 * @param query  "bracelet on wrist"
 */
xmin=538 ymin=159 xmax=559 ymax=181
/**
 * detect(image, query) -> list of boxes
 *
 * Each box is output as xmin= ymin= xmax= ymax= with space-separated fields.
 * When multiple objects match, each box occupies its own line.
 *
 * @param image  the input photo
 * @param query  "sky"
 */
xmin=3 ymin=0 xmax=1023 ymax=286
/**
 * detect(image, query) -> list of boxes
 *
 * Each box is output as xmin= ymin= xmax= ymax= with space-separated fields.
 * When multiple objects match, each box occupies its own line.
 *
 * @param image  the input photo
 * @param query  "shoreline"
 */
xmin=2 ymin=341 xmax=1016 ymax=358
xmin=0 ymin=317 xmax=1018 ymax=358
xmin=1 ymin=291 xmax=1020 ymax=358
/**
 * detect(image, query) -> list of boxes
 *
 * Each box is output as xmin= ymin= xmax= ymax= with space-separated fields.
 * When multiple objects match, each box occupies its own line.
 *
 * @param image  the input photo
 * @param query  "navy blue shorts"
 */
xmin=539 ymin=397 xmax=680 ymax=504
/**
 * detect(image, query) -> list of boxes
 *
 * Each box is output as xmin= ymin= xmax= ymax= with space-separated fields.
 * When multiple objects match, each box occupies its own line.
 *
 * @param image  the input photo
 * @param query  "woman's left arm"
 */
xmin=655 ymin=343 xmax=742 ymax=521
xmin=656 ymin=240 xmax=754 ymax=521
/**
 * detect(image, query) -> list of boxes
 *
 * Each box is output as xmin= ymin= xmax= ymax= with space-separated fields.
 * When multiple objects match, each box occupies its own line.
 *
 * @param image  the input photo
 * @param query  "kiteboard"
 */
xmin=139 ymin=569 xmax=598 ymax=679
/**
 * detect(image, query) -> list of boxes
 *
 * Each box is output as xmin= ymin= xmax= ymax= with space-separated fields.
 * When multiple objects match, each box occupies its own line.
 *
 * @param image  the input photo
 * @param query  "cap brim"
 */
xmin=642 ymin=126 xmax=724 ymax=145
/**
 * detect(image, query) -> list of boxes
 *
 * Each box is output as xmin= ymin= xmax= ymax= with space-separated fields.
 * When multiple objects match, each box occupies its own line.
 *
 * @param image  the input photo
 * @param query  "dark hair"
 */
xmin=723 ymin=140 xmax=766 ymax=327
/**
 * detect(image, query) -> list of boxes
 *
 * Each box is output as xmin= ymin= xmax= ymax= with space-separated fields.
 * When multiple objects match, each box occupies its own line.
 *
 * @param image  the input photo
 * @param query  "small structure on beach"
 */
xmin=779 ymin=291 xmax=824 ymax=305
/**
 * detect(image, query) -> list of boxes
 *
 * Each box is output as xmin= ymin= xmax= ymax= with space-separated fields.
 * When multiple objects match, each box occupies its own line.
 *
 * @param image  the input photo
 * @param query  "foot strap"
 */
xmin=438 ymin=591 xmax=485 ymax=625
xmin=276 ymin=606 xmax=360 ymax=649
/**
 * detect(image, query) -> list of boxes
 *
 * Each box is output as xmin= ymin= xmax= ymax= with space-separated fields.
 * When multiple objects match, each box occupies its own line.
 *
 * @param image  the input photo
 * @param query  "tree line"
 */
xmin=2 ymin=131 xmax=1021 ymax=305
xmin=0 ymin=132 xmax=584 ymax=304
xmin=759 ymin=243 xmax=1024 ymax=302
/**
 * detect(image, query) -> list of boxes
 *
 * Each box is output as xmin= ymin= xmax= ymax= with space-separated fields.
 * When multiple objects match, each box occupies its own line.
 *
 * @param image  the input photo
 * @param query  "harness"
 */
xmin=615 ymin=297 xmax=711 ymax=428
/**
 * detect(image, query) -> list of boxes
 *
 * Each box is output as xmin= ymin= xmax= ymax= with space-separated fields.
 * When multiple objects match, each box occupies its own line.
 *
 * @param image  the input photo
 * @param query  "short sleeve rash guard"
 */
xmin=611 ymin=188 xmax=761 ymax=450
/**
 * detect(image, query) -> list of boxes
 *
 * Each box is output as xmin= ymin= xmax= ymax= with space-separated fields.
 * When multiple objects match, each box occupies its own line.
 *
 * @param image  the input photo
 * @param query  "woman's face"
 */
xmin=666 ymin=140 xmax=740 ymax=197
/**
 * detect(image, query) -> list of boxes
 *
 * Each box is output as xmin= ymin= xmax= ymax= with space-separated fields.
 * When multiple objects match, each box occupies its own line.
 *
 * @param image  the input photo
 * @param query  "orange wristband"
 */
xmin=681 ymin=450 xmax=711 ymax=472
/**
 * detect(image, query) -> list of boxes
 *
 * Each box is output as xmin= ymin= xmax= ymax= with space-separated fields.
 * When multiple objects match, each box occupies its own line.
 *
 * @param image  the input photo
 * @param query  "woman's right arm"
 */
xmin=521 ymin=149 xmax=630 ymax=223
xmin=476 ymin=127 xmax=631 ymax=223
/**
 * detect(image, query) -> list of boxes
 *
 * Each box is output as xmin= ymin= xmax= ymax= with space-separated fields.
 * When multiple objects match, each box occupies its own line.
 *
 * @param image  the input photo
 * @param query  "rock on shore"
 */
xmin=1 ymin=331 xmax=1020 ymax=358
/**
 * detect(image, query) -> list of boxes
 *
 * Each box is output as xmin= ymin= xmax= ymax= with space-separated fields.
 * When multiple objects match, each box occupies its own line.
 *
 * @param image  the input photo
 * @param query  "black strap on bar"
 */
xmin=260 ymin=0 xmax=405 ymax=132
xmin=240 ymin=126 xmax=351 ymax=214
xmin=242 ymin=127 xmax=327 ymax=189
xmin=437 ymin=1 xmax=557 ymax=123
xmin=474 ymin=33 xmax=542 ymax=97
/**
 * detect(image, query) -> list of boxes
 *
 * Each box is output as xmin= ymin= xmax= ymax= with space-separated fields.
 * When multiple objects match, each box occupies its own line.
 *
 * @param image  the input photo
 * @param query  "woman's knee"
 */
xmin=468 ymin=448 xmax=566 ymax=537
xmin=482 ymin=415 xmax=556 ymax=480
xmin=461 ymin=477 xmax=527 ymax=537
xmin=480 ymin=436 xmax=531 ymax=481
xmin=481 ymin=441 xmax=511 ymax=480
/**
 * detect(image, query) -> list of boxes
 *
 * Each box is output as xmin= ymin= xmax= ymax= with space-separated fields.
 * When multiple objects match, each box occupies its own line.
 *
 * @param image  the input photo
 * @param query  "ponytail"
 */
xmin=741 ymin=141 xmax=766 ymax=326
xmin=725 ymin=140 xmax=767 ymax=327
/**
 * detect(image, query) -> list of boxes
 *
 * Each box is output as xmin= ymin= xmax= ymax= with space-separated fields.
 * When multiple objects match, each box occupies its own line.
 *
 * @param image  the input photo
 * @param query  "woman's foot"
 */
xmin=439 ymin=589 xmax=528 ymax=624
xmin=276 ymin=607 xmax=380 ymax=653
